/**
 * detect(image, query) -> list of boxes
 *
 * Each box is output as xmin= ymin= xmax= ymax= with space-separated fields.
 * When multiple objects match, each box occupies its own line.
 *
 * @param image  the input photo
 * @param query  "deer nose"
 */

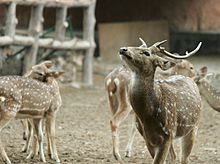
xmin=119 ymin=47 xmax=128 ymax=55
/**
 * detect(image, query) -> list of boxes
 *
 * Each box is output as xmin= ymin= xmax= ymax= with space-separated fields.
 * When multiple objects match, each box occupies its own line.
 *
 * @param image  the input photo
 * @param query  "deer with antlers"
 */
xmin=105 ymin=42 xmax=198 ymax=160
xmin=0 ymin=63 xmax=63 ymax=164
xmin=117 ymin=38 xmax=202 ymax=164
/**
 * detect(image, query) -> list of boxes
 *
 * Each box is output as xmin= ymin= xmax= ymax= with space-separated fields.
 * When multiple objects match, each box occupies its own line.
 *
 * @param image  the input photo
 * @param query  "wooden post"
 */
xmin=5 ymin=2 xmax=17 ymax=37
xmin=55 ymin=6 xmax=67 ymax=41
xmin=82 ymin=0 xmax=96 ymax=85
xmin=0 ymin=2 xmax=17 ymax=69
xmin=23 ymin=4 xmax=44 ymax=74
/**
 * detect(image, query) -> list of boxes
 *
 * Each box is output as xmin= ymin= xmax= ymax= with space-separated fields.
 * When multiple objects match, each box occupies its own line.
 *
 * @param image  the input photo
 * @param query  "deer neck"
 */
xmin=198 ymin=79 xmax=220 ymax=110
xmin=130 ymin=72 xmax=159 ymax=119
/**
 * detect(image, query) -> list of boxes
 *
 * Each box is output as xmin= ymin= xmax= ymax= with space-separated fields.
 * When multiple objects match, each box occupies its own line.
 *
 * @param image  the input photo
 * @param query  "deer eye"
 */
xmin=142 ymin=51 xmax=150 ymax=56
xmin=190 ymin=67 xmax=194 ymax=70
xmin=37 ymin=72 xmax=44 ymax=76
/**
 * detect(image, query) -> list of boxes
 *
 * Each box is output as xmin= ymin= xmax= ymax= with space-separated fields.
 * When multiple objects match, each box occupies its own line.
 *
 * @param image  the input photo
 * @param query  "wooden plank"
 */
xmin=0 ymin=36 xmax=13 ymax=45
xmin=82 ymin=1 xmax=96 ymax=85
xmin=0 ymin=36 xmax=90 ymax=49
xmin=38 ymin=38 xmax=90 ymax=50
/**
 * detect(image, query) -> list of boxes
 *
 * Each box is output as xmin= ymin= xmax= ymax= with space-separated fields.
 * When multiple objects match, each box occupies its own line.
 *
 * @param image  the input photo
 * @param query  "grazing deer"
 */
xmin=105 ymin=51 xmax=198 ymax=160
xmin=0 ymin=68 xmax=63 ymax=164
xmin=118 ymin=38 xmax=202 ymax=164
xmin=194 ymin=66 xmax=220 ymax=112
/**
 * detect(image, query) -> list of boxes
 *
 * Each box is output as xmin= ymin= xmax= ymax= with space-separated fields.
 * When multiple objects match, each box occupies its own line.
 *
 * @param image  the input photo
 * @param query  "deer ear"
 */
xmin=41 ymin=60 xmax=53 ymax=68
xmin=53 ymin=71 xmax=65 ymax=78
xmin=200 ymin=66 xmax=208 ymax=74
xmin=197 ymin=66 xmax=208 ymax=79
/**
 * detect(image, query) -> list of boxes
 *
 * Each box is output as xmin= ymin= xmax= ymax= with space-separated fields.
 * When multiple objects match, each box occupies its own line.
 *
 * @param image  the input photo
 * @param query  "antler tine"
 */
xmin=160 ymin=42 xmax=202 ymax=59
xmin=148 ymin=40 xmax=167 ymax=53
xmin=139 ymin=37 xmax=147 ymax=47
xmin=153 ymin=40 xmax=167 ymax=47
xmin=185 ymin=42 xmax=202 ymax=56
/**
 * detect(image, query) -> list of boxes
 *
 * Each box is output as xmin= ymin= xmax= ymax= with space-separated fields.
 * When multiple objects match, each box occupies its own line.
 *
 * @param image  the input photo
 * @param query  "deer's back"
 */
xmin=0 ymin=76 xmax=60 ymax=112
xmin=105 ymin=66 xmax=130 ymax=95
xmin=156 ymin=75 xmax=202 ymax=138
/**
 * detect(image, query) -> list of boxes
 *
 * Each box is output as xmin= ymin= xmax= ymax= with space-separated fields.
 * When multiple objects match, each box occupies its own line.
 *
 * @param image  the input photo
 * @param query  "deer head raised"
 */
xmin=119 ymin=38 xmax=202 ymax=164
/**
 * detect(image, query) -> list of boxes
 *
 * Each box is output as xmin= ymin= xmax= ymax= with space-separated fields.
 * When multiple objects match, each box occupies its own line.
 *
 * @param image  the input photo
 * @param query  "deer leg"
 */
xmin=20 ymin=119 xmax=29 ymax=141
xmin=46 ymin=113 xmax=60 ymax=163
xmin=31 ymin=118 xmax=46 ymax=162
xmin=125 ymin=113 xmax=136 ymax=158
xmin=22 ymin=120 xmax=32 ymax=153
xmin=166 ymin=144 xmax=176 ymax=164
xmin=26 ymin=119 xmax=39 ymax=160
xmin=153 ymin=138 xmax=172 ymax=164
xmin=46 ymin=122 xmax=52 ymax=159
xmin=110 ymin=104 xmax=132 ymax=161
xmin=180 ymin=128 xmax=197 ymax=164
xmin=0 ymin=111 xmax=14 ymax=164
xmin=135 ymin=115 xmax=157 ymax=158
xmin=108 ymin=93 xmax=121 ymax=160
xmin=37 ymin=119 xmax=46 ymax=162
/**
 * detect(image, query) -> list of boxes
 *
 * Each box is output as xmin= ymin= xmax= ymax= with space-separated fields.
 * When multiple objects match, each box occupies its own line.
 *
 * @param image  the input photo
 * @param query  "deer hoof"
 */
xmin=125 ymin=151 xmax=131 ymax=158
xmin=26 ymin=152 xmax=34 ymax=160
xmin=40 ymin=156 xmax=46 ymax=163
xmin=48 ymin=153 xmax=55 ymax=160
xmin=3 ymin=159 xmax=11 ymax=164
xmin=21 ymin=146 xmax=27 ymax=153
xmin=23 ymin=132 xmax=27 ymax=140
xmin=113 ymin=153 xmax=122 ymax=161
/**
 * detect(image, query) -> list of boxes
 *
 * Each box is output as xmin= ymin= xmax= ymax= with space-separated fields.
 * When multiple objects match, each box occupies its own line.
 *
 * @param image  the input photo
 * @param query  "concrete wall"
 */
xmin=0 ymin=0 xmax=220 ymax=32
xmin=96 ymin=0 xmax=220 ymax=32
xmin=98 ymin=21 xmax=169 ymax=63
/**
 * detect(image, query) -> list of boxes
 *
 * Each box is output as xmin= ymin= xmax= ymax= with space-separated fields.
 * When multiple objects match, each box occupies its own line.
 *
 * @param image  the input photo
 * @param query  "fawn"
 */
xmin=118 ymin=38 xmax=202 ymax=164
xmin=20 ymin=61 xmax=56 ymax=160
xmin=0 ymin=64 xmax=63 ymax=164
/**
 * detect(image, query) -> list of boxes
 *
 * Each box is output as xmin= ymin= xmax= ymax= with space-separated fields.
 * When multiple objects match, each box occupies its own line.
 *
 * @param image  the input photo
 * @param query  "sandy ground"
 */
xmin=1 ymin=56 xmax=220 ymax=164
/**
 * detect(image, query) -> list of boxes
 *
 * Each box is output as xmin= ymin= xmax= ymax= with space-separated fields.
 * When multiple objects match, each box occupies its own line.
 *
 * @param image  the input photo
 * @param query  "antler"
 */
xmin=148 ymin=40 xmax=167 ymax=53
xmin=139 ymin=37 xmax=147 ymax=47
xmin=158 ymin=42 xmax=202 ymax=59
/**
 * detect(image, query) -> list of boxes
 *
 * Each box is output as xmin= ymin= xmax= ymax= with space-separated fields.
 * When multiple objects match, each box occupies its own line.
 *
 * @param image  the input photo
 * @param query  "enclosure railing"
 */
xmin=0 ymin=0 xmax=96 ymax=85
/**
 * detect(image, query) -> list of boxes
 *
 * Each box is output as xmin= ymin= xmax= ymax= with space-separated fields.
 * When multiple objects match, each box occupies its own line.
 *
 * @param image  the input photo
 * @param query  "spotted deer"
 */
xmin=0 ymin=67 xmax=63 ymax=164
xmin=118 ymin=38 xmax=202 ymax=164
xmin=21 ymin=60 xmax=53 ymax=137
xmin=105 ymin=51 xmax=197 ymax=160
xmin=20 ymin=61 xmax=55 ymax=156
xmin=194 ymin=66 xmax=220 ymax=112
xmin=105 ymin=65 xmax=134 ymax=160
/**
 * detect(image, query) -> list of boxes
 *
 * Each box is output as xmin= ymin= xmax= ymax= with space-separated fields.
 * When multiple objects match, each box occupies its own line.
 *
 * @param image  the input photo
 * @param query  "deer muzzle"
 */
xmin=119 ymin=47 xmax=132 ymax=60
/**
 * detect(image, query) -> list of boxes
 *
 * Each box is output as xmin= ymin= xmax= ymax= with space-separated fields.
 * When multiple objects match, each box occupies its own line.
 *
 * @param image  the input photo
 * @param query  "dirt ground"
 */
xmin=1 ymin=56 xmax=220 ymax=164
